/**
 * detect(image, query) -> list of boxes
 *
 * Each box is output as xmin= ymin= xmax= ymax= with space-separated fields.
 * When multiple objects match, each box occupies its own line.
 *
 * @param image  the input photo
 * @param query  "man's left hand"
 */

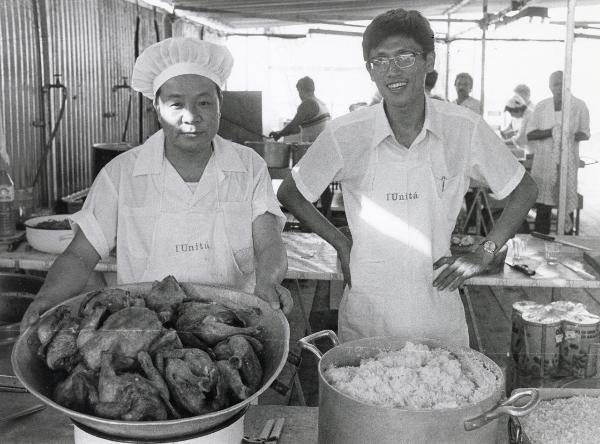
xmin=254 ymin=281 xmax=293 ymax=316
xmin=432 ymin=249 xmax=492 ymax=291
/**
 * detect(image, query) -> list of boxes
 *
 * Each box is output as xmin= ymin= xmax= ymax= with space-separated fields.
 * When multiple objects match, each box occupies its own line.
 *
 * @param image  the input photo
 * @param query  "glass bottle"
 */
xmin=0 ymin=169 xmax=16 ymax=237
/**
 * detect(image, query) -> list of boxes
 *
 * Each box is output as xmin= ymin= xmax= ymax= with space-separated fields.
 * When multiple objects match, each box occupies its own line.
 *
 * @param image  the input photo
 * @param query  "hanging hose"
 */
xmin=32 ymin=77 xmax=68 ymax=188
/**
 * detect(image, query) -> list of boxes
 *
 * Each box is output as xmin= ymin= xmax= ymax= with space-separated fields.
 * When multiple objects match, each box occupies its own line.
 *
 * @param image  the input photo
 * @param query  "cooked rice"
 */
xmin=521 ymin=396 xmax=600 ymax=444
xmin=324 ymin=342 xmax=497 ymax=409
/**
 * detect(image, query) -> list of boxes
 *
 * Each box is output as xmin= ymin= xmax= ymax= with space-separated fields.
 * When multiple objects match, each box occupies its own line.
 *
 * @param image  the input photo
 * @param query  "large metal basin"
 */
xmin=12 ymin=282 xmax=290 ymax=440
xmin=300 ymin=331 xmax=539 ymax=444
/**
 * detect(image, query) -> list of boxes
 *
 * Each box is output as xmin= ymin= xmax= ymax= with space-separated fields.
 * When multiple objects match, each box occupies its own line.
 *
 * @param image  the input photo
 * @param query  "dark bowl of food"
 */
xmin=25 ymin=214 xmax=74 ymax=254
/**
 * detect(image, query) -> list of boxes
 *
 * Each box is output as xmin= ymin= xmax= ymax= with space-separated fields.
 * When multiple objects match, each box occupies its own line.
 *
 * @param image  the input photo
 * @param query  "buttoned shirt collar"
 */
xmin=370 ymin=96 xmax=442 ymax=150
xmin=133 ymin=131 xmax=246 ymax=176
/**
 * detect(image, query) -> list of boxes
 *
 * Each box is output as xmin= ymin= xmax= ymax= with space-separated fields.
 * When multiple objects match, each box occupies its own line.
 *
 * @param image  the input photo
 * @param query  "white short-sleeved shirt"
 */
xmin=292 ymin=98 xmax=525 ymax=235
xmin=453 ymin=96 xmax=482 ymax=115
xmin=71 ymin=131 xmax=285 ymax=276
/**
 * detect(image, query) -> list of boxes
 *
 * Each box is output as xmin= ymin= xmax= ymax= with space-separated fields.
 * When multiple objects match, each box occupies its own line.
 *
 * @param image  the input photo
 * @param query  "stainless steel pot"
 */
xmin=0 ymin=273 xmax=44 ymax=345
xmin=244 ymin=142 xmax=290 ymax=168
xmin=299 ymin=330 xmax=539 ymax=444
xmin=12 ymin=282 xmax=290 ymax=440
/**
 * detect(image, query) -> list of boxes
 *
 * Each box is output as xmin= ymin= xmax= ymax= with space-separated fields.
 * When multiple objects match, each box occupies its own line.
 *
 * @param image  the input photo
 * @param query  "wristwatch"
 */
xmin=481 ymin=240 xmax=498 ymax=256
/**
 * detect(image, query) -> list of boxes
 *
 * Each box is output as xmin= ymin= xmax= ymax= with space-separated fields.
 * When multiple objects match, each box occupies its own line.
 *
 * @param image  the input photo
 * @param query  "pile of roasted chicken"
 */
xmin=29 ymin=276 xmax=266 ymax=421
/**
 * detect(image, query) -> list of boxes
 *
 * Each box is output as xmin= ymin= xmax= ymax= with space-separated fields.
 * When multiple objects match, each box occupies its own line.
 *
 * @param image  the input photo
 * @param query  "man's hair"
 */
xmin=514 ymin=84 xmax=530 ymax=100
xmin=425 ymin=69 xmax=438 ymax=90
xmin=362 ymin=9 xmax=435 ymax=61
xmin=455 ymin=72 xmax=473 ymax=87
xmin=296 ymin=76 xmax=315 ymax=92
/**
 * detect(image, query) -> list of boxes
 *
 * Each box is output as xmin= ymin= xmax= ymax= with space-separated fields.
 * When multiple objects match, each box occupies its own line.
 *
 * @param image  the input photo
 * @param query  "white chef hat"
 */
xmin=131 ymin=37 xmax=234 ymax=100
xmin=505 ymin=94 xmax=526 ymax=110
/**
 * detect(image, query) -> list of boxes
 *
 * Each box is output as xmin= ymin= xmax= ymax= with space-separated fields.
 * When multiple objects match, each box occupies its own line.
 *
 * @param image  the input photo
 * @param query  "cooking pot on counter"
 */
xmin=243 ymin=141 xmax=290 ymax=168
xmin=299 ymin=330 xmax=539 ymax=444
xmin=12 ymin=282 xmax=290 ymax=441
xmin=0 ymin=273 xmax=44 ymax=344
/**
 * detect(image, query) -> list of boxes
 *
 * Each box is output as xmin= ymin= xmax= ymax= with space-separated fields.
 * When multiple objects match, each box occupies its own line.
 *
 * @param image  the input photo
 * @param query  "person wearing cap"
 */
xmin=527 ymin=70 xmax=590 ymax=234
xmin=453 ymin=72 xmax=482 ymax=115
xmin=500 ymin=94 xmax=532 ymax=149
xmin=21 ymin=38 xmax=292 ymax=332
xmin=277 ymin=9 xmax=537 ymax=345
xmin=269 ymin=76 xmax=331 ymax=143
xmin=514 ymin=84 xmax=534 ymax=110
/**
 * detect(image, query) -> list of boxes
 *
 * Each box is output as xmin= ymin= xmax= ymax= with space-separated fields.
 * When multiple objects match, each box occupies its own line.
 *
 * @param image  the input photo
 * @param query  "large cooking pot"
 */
xmin=290 ymin=142 xmax=312 ymax=166
xmin=0 ymin=273 xmax=44 ymax=344
xmin=299 ymin=330 xmax=539 ymax=444
xmin=244 ymin=141 xmax=290 ymax=168
xmin=12 ymin=282 xmax=290 ymax=440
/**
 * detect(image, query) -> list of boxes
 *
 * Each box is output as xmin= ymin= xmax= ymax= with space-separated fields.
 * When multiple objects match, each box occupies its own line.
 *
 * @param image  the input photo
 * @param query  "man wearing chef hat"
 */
xmin=22 ymin=38 xmax=292 ymax=331
xmin=278 ymin=9 xmax=538 ymax=345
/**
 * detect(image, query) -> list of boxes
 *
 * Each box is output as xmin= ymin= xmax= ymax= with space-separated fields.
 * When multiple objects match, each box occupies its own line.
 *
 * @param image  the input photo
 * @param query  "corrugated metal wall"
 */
xmin=0 ymin=0 xmax=44 ymax=192
xmin=0 ymin=0 xmax=204 ymax=206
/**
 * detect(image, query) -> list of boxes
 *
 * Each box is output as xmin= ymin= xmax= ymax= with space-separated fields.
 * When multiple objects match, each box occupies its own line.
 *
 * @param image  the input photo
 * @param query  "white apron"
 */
xmin=338 ymin=144 xmax=469 ymax=346
xmin=122 ymin=156 xmax=255 ymax=292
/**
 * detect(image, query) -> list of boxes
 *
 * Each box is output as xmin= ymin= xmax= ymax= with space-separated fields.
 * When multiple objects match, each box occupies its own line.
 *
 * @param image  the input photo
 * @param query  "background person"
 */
xmin=527 ymin=70 xmax=590 ymax=234
xmin=425 ymin=69 xmax=444 ymax=100
xmin=21 ymin=38 xmax=292 ymax=332
xmin=453 ymin=72 xmax=482 ymax=115
xmin=277 ymin=9 xmax=537 ymax=346
xmin=501 ymin=94 xmax=532 ymax=150
xmin=269 ymin=76 xmax=331 ymax=143
xmin=514 ymin=83 xmax=534 ymax=110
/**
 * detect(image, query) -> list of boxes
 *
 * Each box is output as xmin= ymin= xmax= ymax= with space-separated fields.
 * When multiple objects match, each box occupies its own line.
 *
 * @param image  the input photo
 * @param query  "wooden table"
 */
xmin=0 ymin=232 xmax=341 ymax=281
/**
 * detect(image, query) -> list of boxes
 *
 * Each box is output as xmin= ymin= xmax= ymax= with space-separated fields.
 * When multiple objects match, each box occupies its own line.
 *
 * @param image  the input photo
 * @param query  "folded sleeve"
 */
xmin=291 ymin=125 xmax=344 ymax=203
xmin=69 ymin=169 xmax=118 ymax=259
xmin=469 ymin=118 xmax=526 ymax=200
xmin=251 ymin=158 xmax=286 ymax=232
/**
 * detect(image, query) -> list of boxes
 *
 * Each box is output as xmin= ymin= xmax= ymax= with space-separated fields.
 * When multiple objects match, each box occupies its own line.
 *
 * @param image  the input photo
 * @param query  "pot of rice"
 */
xmin=299 ymin=330 xmax=539 ymax=444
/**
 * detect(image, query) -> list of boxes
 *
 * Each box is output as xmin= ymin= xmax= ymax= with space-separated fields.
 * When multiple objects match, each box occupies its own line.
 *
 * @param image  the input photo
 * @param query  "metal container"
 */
xmin=0 ymin=273 xmax=44 ymax=344
xmin=519 ymin=312 xmax=562 ymax=379
xmin=290 ymin=143 xmax=312 ymax=166
xmin=511 ymin=301 xmax=542 ymax=366
xmin=299 ymin=331 xmax=539 ymax=444
xmin=244 ymin=142 xmax=290 ymax=168
xmin=12 ymin=282 xmax=290 ymax=441
xmin=92 ymin=142 xmax=134 ymax=179
xmin=561 ymin=312 xmax=600 ymax=377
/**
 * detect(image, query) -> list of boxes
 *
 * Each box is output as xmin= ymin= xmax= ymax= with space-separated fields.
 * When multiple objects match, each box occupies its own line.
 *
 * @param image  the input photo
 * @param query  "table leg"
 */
xmin=461 ymin=286 xmax=484 ymax=353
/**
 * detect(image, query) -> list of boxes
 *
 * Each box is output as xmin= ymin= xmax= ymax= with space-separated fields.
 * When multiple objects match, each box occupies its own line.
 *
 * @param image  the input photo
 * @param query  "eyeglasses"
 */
xmin=367 ymin=51 xmax=424 ymax=72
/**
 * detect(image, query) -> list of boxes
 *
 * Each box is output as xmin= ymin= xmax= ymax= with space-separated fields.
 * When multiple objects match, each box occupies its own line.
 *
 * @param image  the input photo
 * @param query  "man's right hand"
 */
xmin=269 ymin=131 xmax=281 ymax=141
xmin=20 ymin=295 xmax=54 ymax=334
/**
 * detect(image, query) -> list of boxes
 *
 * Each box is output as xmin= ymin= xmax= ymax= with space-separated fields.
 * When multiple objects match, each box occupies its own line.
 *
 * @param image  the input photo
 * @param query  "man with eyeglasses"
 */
xmin=278 ymin=9 xmax=537 ymax=345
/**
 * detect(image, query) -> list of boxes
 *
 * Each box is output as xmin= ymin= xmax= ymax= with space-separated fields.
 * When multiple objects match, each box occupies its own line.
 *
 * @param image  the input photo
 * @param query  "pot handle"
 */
xmin=463 ymin=388 xmax=540 ymax=432
xmin=298 ymin=330 xmax=340 ymax=361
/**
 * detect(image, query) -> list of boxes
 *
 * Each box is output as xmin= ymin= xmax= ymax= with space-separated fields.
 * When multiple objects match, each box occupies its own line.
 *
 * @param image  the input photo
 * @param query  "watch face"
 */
xmin=483 ymin=240 xmax=497 ymax=254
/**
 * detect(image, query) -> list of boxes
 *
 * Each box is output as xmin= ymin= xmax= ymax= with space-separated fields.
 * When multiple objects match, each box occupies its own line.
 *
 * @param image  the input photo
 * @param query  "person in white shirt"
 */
xmin=527 ymin=70 xmax=590 ymax=234
xmin=453 ymin=72 xmax=482 ymax=115
xmin=277 ymin=8 xmax=538 ymax=345
xmin=21 ymin=38 xmax=292 ymax=332
xmin=500 ymin=94 xmax=532 ymax=150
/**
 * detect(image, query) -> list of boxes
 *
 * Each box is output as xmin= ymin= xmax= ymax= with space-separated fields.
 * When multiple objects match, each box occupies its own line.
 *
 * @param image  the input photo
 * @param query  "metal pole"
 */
xmin=480 ymin=0 xmax=488 ymax=114
xmin=445 ymin=14 xmax=451 ymax=101
xmin=557 ymin=0 xmax=577 ymax=234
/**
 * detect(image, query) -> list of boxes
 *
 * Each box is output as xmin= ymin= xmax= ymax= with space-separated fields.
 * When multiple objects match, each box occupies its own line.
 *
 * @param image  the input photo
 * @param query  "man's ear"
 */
xmin=153 ymin=98 xmax=163 ymax=124
xmin=425 ymin=52 xmax=436 ymax=73
xmin=366 ymin=62 xmax=376 ymax=82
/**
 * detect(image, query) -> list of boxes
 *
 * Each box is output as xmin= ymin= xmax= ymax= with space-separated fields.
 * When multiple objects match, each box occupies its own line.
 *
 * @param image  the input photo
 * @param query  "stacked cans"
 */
xmin=511 ymin=300 xmax=600 ymax=379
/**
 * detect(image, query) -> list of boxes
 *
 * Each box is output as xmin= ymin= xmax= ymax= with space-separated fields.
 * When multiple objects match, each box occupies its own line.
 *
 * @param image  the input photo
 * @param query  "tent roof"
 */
xmin=167 ymin=0 xmax=598 ymax=30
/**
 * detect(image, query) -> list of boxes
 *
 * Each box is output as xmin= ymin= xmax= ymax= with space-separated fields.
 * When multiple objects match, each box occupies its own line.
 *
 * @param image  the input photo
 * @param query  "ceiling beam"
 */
xmin=442 ymin=0 xmax=474 ymax=16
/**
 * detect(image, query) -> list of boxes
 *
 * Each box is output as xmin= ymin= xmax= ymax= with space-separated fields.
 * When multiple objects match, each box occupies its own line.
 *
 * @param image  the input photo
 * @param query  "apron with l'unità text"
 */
xmin=121 ymin=157 xmax=255 ymax=292
xmin=338 ymin=141 xmax=469 ymax=346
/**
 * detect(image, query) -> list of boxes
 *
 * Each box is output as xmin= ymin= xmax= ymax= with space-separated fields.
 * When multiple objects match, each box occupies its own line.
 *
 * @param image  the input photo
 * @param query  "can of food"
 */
xmin=561 ymin=312 xmax=600 ymax=377
xmin=511 ymin=301 xmax=542 ymax=366
xmin=520 ymin=311 xmax=563 ymax=378
xmin=587 ymin=343 xmax=600 ymax=378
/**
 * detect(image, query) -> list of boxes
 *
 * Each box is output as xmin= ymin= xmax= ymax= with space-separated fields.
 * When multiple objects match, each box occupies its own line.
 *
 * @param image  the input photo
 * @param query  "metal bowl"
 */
xmin=12 ymin=282 xmax=290 ymax=440
xmin=0 ymin=273 xmax=44 ymax=344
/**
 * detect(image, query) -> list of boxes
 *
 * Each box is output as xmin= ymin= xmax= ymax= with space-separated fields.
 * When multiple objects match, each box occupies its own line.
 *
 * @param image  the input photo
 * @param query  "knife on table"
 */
xmin=531 ymin=232 xmax=592 ymax=251
xmin=504 ymin=259 xmax=536 ymax=276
